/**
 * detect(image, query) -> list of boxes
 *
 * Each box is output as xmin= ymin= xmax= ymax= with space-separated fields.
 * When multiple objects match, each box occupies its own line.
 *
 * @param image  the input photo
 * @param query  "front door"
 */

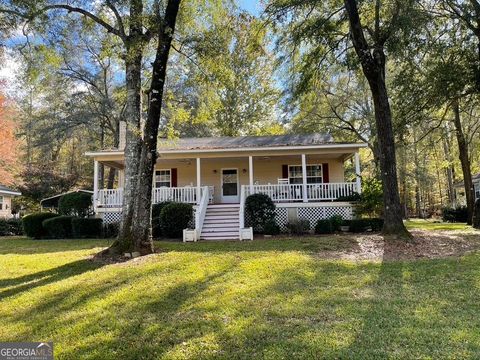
xmin=221 ymin=168 xmax=239 ymax=203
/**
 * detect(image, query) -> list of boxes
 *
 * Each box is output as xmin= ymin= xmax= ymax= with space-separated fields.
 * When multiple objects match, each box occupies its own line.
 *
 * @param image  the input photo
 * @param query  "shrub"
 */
xmin=245 ymin=193 xmax=276 ymax=234
xmin=349 ymin=219 xmax=370 ymax=233
xmin=59 ymin=192 xmax=93 ymax=218
xmin=22 ymin=212 xmax=60 ymax=239
xmin=0 ymin=219 xmax=10 ymax=236
xmin=152 ymin=201 xmax=172 ymax=238
xmin=442 ymin=206 xmax=468 ymax=223
xmin=72 ymin=218 xmax=103 ymax=238
xmin=7 ymin=219 xmax=23 ymax=235
xmin=355 ymin=177 xmax=383 ymax=217
xmin=368 ymin=218 xmax=384 ymax=232
xmin=103 ymin=222 xmax=120 ymax=238
xmin=329 ymin=215 xmax=343 ymax=231
xmin=337 ymin=192 xmax=362 ymax=202
xmin=315 ymin=219 xmax=334 ymax=234
xmin=160 ymin=202 xmax=193 ymax=238
xmin=42 ymin=216 xmax=74 ymax=238
xmin=474 ymin=199 xmax=480 ymax=229
xmin=286 ymin=219 xmax=311 ymax=235
xmin=263 ymin=219 xmax=281 ymax=235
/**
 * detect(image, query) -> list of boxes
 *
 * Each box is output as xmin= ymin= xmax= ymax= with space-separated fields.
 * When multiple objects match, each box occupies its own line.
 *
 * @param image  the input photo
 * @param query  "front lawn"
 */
xmin=405 ymin=218 xmax=471 ymax=231
xmin=2 ymin=235 xmax=480 ymax=359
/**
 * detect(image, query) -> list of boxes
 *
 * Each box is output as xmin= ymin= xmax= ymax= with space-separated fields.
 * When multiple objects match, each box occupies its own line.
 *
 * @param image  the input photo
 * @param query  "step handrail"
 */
xmin=239 ymin=185 xmax=246 ymax=229
xmin=195 ymin=186 xmax=209 ymax=239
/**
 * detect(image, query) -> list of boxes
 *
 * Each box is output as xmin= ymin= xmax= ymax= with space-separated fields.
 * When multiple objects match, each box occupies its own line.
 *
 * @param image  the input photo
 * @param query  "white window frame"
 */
xmin=155 ymin=169 xmax=172 ymax=188
xmin=288 ymin=164 xmax=323 ymax=184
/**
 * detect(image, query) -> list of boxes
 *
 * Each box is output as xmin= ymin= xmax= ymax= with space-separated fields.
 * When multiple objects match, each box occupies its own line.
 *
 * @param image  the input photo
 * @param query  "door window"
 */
xmin=222 ymin=169 xmax=238 ymax=196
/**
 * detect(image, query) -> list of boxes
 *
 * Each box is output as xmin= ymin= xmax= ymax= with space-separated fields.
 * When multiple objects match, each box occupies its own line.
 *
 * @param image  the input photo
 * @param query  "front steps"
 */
xmin=200 ymin=204 xmax=240 ymax=240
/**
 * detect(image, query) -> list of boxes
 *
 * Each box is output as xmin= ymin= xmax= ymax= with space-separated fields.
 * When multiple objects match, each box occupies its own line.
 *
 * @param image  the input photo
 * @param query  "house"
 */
xmin=454 ymin=173 xmax=480 ymax=206
xmin=86 ymin=133 xmax=367 ymax=241
xmin=0 ymin=185 xmax=21 ymax=219
xmin=40 ymin=190 xmax=93 ymax=212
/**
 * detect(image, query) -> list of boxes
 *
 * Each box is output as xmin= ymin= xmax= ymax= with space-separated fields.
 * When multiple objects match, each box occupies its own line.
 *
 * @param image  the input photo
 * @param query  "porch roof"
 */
xmin=0 ymin=185 xmax=21 ymax=196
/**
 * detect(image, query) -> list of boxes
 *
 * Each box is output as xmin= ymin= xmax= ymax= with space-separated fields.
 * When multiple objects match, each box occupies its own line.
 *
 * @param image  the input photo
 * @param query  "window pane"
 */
xmin=155 ymin=170 xmax=170 ymax=187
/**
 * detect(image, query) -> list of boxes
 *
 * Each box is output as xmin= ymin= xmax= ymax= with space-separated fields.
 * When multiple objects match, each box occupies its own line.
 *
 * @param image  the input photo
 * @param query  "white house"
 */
xmin=86 ymin=133 xmax=367 ymax=241
xmin=0 ymin=185 xmax=21 ymax=219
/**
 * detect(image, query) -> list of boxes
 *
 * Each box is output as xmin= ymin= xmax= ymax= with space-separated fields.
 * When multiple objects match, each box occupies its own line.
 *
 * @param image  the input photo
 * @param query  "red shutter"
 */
xmin=171 ymin=168 xmax=178 ymax=187
xmin=322 ymin=163 xmax=329 ymax=183
xmin=282 ymin=165 xmax=289 ymax=179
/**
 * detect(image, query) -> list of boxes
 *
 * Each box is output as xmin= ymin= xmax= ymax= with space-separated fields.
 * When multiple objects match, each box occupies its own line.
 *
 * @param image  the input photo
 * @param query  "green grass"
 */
xmin=2 ymin=236 xmax=480 ymax=359
xmin=405 ymin=219 xmax=471 ymax=231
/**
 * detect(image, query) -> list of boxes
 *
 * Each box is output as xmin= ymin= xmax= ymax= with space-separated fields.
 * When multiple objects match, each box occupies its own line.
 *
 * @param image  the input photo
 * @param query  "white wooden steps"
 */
xmin=200 ymin=204 xmax=240 ymax=240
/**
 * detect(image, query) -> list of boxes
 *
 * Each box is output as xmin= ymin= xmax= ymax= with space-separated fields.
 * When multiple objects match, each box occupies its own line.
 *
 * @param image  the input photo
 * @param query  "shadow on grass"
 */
xmin=0 ymin=259 xmax=105 ymax=299
xmin=0 ymin=238 xmax=110 ymax=255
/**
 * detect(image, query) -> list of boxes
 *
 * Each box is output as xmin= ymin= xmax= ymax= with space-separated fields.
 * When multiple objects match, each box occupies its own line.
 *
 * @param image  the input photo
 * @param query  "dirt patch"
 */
xmin=313 ymin=229 xmax=480 ymax=261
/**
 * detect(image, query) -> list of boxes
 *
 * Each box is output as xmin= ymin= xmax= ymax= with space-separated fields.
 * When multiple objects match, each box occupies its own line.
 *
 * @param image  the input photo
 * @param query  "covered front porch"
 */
xmin=89 ymin=148 xmax=364 ymax=210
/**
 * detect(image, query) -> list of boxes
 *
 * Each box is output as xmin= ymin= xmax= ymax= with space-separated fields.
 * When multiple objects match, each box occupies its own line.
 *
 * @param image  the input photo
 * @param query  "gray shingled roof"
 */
xmin=157 ymin=133 xmax=335 ymax=151
xmin=0 ymin=185 xmax=21 ymax=195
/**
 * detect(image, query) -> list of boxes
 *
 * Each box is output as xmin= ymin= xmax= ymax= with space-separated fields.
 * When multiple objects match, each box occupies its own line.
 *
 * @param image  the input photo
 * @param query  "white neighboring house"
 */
xmin=0 ymin=185 xmax=21 ymax=219
xmin=86 ymin=133 xmax=367 ymax=241
xmin=454 ymin=173 xmax=480 ymax=206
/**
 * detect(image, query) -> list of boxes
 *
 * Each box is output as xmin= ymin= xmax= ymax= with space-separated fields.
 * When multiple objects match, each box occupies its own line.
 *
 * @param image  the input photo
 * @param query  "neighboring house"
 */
xmin=86 ymin=133 xmax=367 ymax=241
xmin=0 ymin=185 xmax=21 ymax=219
xmin=454 ymin=173 xmax=480 ymax=206
xmin=40 ymin=190 xmax=93 ymax=212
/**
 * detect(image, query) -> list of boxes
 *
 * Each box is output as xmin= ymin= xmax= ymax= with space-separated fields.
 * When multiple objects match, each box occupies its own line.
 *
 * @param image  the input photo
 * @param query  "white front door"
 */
xmin=221 ymin=168 xmax=239 ymax=203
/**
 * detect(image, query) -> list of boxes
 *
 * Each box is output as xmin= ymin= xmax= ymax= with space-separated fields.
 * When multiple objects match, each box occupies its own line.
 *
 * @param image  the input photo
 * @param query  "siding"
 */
xmin=0 ymin=196 xmax=13 ymax=218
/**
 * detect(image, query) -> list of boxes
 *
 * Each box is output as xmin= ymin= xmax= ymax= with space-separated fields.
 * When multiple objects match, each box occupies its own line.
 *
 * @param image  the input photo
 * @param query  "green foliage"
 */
xmin=337 ymin=192 xmax=362 ymax=202
xmin=22 ymin=212 xmax=60 ymax=239
xmin=263 ymin=219 xmax=281 ymax=235
xmin=42 ymin=216 xmax=74 ymax=239
xmin=473 ymin=200 xmax=480 ymax=229
xmin=315 ymin=219 xmax=334 ymax=234
xmin=355 ymin=178 xmax=384 ymax=217
xmin=286 ymin=219 xmax=311 ymax=235
xmin=58 ymin=192 xmax=92 ymax=218
xmin=443 ymin=206 xmax=469 ymax=223
xmin=329 ymin=215 xmax=343 ymax=231
xmin=245 ymin=194 xmax=277 ymax=234
xmin=160 ymin=203 xmax=193 ymax=238
xmin=72 ymin=218 xmax=103 ymax=238
xmin=103 ymin=222 xmax=120 ymax=239
xmin=152 ymin=201 xmax=173 ymax=238
xmin=0 ymin=219 xmax=23 ymax=236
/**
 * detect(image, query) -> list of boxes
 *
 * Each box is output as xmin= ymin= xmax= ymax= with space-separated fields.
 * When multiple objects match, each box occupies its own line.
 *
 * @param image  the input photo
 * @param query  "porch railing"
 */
xmin=194 ymin=186 xmax=209 ymax=238
xmin=96 ymin=186 xmax=214 ymax=208
xmin=244 ymin=182 xmax=358 ymax=202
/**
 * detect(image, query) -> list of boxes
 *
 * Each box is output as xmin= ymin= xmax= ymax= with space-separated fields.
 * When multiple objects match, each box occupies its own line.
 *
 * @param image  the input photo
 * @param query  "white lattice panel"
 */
xmin=297 ymin=206 xmax=353 ymax=224
xmin=275 ymin=207 xmax=289 ymax=231
xmin=103 ymin=212 xmax=122 ymax=224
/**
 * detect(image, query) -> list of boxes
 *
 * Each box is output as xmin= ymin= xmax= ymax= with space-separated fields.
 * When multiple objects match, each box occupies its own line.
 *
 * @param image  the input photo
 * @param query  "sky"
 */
xmin=238 ymin=0 xmax=263 ymax=16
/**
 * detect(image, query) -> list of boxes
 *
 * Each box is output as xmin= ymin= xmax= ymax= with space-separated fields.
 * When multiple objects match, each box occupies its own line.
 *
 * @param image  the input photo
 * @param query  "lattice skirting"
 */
xmin=297 ymin=206 xmax=353 ymax=229
xmin=275 ymin=207 xmax=289 ymax=231
xmin=102 ymin=212 xmax=122 ymax=224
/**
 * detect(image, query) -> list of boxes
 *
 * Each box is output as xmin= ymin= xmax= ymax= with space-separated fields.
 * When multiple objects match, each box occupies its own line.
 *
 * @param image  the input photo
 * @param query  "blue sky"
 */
xmin=238 ymin=0 xmax=262 ymax=16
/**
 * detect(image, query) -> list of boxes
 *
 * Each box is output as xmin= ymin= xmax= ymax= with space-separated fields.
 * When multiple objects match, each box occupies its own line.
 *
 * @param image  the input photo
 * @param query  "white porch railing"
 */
xmin=96 ymin=186 xmax=214 ymax=208
xmin=194 ymin=186 xmax=209 ymax=239
xmin=244 ymin=182 xmax=358 ymax=202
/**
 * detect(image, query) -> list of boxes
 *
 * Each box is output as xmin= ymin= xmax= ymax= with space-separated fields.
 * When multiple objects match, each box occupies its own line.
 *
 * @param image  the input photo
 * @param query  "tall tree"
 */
xmin=0 ymin=91 xmax=21 ymax=185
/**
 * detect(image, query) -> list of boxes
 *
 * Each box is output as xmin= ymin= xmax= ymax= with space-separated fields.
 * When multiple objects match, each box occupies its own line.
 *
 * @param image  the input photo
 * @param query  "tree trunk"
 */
xmin=344 ymin=0 xmax=410 ymax=238
xmin=442 ymin=126 xmax=456 ymax=206
xmin=129 ymin=0 xmax=182 ymax=249
xmin=452 ymin=98 xmax=474 ymax=224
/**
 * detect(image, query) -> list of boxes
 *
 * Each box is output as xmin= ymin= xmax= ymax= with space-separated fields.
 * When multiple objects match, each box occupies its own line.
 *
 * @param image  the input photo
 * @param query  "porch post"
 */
xmin=93 ymin=160 xmax=99 ymax=208
xmin=249 ymin=156 xmax=254 ymax=193
xmin=301 ymin=154 xmax=308 ymax=202
xmin=354 ymin=151 xmax=362 ymax=193
xmin=196 ymin=157 xmax=201 ymax=204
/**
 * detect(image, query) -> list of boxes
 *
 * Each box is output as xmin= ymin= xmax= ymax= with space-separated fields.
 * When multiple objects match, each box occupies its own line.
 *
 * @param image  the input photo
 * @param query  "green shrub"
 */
xmin=22 ymin=212 xmax=60 ymax=239
xmin=245 ymin=193 xmax=276 ymax=234
xmin=160 ymin=202 xmax=193 ymax=238
xmin=355 ymin=178 xmax=383 ymax=217
xmin=368 ymin=218 xmax=384 ymax=231
xmin=59 ymin=192 xmax=93 ymax=218
xmin=0 ymin=219 xmax=10 ymax=236
xmin=315 ymin=219 xmax=334 ymax=234
xmin=474 ymin=199 xmax=480 ymax=229
xmin=72 ymin=218 xmax=103 ymax=238
xmin=263 ymin=219 xmax=281 ymax=235
xmin=349 ymin=219 xmax=369 ymax=233
xmin=442 ymin=206 xmax=468 ymax=223
xmin=329 ymin=215 xmax=343 ymax=231
xmin=286 ymin=219 xmax=311 ymax=235
xmin=42 ymin=216 xmax=74 ymax=238
xmin=337 ymin=192 xmax=362 ymax=202
xmin=7 ymin=218 xmax=23 ymax=235
xmin=152 ymin=201 xmax=172 ymax=238
xmin=103 ymin=222 xmax=120 ymax=238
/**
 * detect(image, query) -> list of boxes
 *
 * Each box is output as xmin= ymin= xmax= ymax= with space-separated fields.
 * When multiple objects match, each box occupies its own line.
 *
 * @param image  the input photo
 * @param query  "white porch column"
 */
xmin=249 ymin=156 xmax=254 ymax=193
xmin=301 ymin=154 xmax=308 ymax=202
xmin=354 ymin=151 xmax=362 ymax=193
xmin=196 ymin=158 xmax=201 ymax=204
xmin=93 ymin=160 xmax=99 ymax=208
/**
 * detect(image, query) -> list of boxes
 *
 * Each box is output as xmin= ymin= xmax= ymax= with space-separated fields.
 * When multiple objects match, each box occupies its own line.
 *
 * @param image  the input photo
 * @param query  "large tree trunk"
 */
xmin=344 ymin=0 xmax=410 ymax=238
xmin=442 ymin=125 xmax=456 ymax=206
xmin=452 ymin=98 xmax=474 ymax=224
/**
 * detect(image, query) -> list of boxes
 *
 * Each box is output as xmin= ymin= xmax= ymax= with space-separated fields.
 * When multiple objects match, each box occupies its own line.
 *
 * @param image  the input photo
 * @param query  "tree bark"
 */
xmin=452 ymin=98 xmax=474 ymax=224
xmin=442 ymin=125 xmax=456 ymax=206
xmin=344 ymin=0 xmax=410 ymax=238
